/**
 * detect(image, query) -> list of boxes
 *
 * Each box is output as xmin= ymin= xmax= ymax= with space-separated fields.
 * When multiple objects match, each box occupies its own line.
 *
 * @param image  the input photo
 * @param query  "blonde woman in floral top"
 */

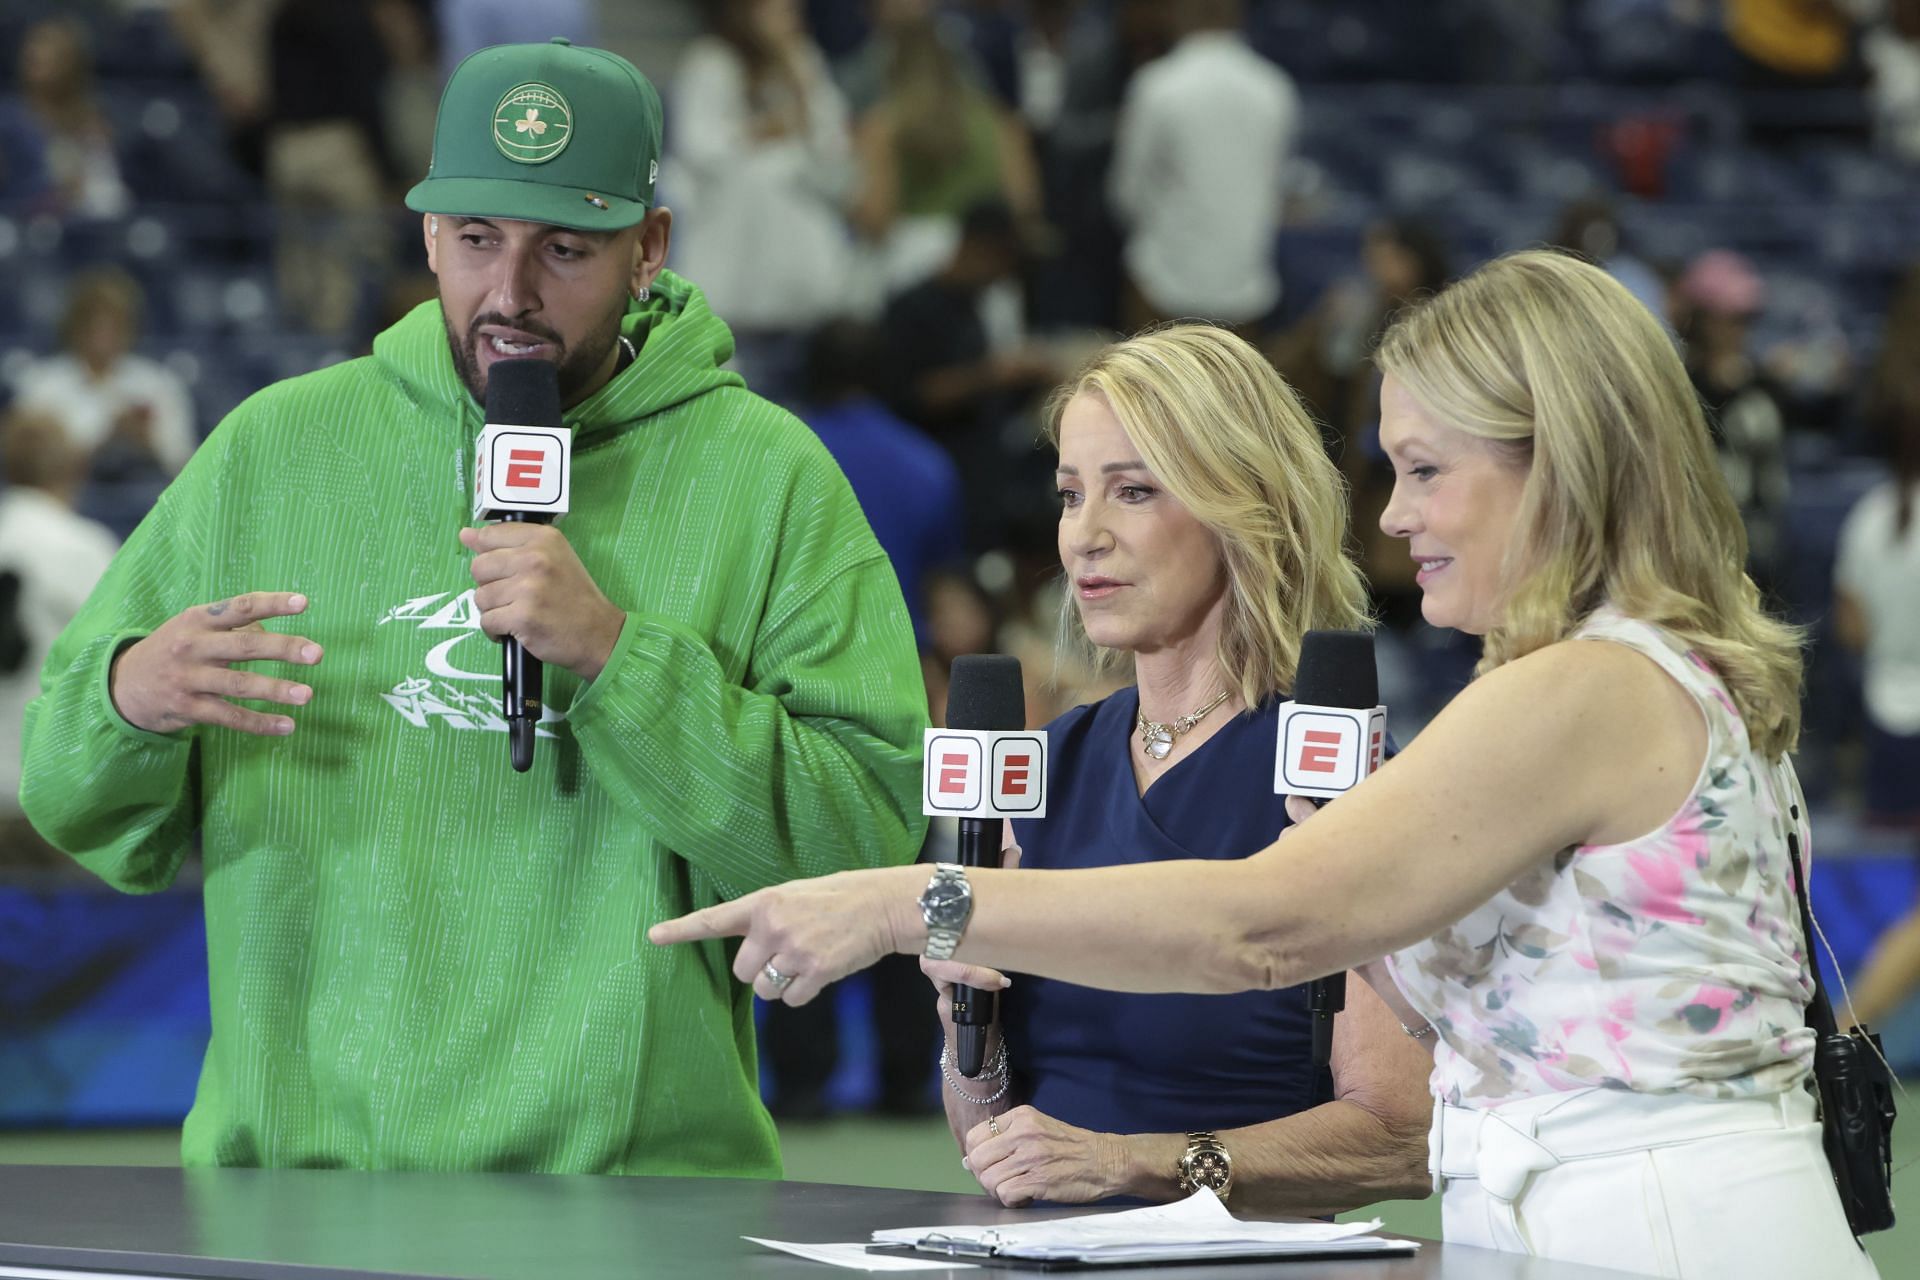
xmin=654 ymin=252 xmax=1877 ymax=1279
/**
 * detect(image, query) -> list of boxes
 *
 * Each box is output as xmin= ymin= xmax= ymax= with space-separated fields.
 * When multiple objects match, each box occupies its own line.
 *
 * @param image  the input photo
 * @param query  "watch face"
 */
xmin=921 ymin=878 xmax=970 ymax=927
xmin=1189 ymin=1152 xmax=1229 ymax=1187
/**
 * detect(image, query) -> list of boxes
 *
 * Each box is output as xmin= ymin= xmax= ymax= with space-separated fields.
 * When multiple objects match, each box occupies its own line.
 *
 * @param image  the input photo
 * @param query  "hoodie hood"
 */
xmin=371 ymin=268 xmax=745 ymax=446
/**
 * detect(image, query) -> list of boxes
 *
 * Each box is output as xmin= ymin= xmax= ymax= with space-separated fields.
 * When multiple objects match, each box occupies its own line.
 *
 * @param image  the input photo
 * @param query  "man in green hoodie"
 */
xmin=19 ymin=40 xmax=930 ymax=1177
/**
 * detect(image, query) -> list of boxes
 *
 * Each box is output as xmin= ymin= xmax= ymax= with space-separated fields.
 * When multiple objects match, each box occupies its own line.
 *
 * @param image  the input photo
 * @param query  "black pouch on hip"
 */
xmin=1784 ymin=797 xmax=1898 ymax=1237
xmin=1811 ymin=1026 xmax=1898 ymax=1234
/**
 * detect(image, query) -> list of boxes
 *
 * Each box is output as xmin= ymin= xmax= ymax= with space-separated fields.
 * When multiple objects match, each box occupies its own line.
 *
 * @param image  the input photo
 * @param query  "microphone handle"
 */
xmin=505 ymin=663 xmax=540 ymax=772
xmin=952 ymin=816 xmax=1002 ymax=1077
xmin=1309 ymin=971 xmax=1345 ymax=1068
xmin=499 ymin=512 xmax=547 ymax=773
xmin=1300 ymin=796 xmax=1344 ymax=1068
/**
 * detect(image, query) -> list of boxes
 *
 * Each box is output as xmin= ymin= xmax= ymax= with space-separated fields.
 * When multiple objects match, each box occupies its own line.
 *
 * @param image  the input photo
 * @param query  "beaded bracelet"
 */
xmin=1401 ymin=1020 xmax=1437 ymax=1042
xmin=940 ymin=1039 xmax=1011 ymax=1106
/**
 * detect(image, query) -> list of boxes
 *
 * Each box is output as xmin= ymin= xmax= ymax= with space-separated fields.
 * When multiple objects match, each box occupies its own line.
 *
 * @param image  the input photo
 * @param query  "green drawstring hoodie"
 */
xmin=21 ymin=272 xmax=929 ymax=1175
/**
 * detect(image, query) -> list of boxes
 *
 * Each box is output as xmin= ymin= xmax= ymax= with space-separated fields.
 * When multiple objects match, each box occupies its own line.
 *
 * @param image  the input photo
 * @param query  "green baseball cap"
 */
xmin=405 ymin=38 xmax=662 ymax=232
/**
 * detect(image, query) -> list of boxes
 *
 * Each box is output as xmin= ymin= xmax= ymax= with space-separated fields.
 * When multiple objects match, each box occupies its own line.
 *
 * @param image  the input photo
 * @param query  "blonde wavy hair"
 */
xmin=1374 ymin=250 xmax=1804 ymax=756
xmin=1043 ymin=323 xmax=1372 ymax=708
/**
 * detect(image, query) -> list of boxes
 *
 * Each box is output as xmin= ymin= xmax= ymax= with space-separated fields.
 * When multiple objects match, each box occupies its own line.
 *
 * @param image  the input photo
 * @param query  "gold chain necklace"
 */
xmin=1136 ymin=690 xmax=1232 ymax=761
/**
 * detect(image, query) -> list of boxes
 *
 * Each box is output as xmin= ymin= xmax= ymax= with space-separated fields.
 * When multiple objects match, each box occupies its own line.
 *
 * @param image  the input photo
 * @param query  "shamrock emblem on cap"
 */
xmin=492 ymin=82 xmax=572 ymax=164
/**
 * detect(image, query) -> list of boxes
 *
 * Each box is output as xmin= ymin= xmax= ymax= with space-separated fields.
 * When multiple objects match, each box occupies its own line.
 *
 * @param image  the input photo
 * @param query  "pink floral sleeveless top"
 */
xmin=1385 ymin=608 xmax=1817 ymax=1107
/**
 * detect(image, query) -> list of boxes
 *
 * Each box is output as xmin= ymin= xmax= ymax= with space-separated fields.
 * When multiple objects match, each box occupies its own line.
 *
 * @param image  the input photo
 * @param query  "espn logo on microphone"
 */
xmin=474 ymin=422 xmax=572 ymax=519
xmin=1273 ymin=703 xmax=1386 ymax=799
xmin=923 ymin=729 xmax=1048 ymax=818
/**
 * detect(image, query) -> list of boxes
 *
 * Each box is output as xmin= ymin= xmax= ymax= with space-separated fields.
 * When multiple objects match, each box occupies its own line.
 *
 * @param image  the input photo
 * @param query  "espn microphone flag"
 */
xmin=1274 ymin=631 xmax=1385 ymax=801
xmin=475 ymin=424 xmax=572 ymax=519
xmin=922 ymin=730 xmax=1049 ymax=819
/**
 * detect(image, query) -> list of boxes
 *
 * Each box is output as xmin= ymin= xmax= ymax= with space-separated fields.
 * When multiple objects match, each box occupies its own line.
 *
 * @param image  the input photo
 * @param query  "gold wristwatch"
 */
xmin=1176 ymin=1131 xmax=1232 ymax=1202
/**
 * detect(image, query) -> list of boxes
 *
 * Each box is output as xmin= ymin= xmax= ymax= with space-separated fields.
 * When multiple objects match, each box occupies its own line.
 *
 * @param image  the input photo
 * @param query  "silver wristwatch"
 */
xmin=918 ymin=862 xmax=973 ymax=960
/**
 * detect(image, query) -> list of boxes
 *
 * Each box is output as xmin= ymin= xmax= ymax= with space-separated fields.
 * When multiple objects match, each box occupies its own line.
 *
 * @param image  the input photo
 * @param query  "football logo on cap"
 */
xmin=492 ymin=82 xmax=572 ymax=164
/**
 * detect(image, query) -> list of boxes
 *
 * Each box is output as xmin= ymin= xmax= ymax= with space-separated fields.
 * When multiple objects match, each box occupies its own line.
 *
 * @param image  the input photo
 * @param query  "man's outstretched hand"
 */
xmin=110 ymin=591 xmax=322 ymax=735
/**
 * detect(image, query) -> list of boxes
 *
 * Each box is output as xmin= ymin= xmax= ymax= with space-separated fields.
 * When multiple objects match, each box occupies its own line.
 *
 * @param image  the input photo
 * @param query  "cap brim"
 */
xmin=405 ymin=176 xmax=649 ymax=232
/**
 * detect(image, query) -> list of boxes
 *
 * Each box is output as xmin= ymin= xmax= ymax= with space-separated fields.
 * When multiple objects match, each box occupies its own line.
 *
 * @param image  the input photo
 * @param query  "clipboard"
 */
xmin=866 ymin=1235 xmax=1420 ymax=1270
xmin=863 ymin=1192 xmax=1419 ymax=1269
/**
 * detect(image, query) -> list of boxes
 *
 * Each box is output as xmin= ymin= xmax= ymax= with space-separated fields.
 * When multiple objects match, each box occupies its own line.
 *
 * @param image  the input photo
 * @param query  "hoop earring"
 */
xmin=633 ymin=285 xmax=650 ymax=302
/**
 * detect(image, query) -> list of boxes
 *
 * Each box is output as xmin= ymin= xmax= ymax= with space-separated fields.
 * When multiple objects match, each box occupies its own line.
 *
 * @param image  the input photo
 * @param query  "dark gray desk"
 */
xmin=0 ymin=1165 xmax=1654 ymax=1279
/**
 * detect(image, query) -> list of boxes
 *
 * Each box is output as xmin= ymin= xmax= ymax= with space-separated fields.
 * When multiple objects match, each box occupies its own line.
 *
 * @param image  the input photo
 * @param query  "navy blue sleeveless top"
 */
xmin=1002 ymin=688 xmax=1332 ymax=1137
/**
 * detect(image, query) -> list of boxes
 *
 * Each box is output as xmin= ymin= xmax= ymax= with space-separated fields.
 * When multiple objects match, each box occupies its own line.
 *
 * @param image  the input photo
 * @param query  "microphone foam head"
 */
xmin=1293 ymin=630 xmax=1378 ymax=710
xmin=484 ymin=357 xmax=563 ymax=428
xmin=946 ymin=654 xmax=1026 ymax=731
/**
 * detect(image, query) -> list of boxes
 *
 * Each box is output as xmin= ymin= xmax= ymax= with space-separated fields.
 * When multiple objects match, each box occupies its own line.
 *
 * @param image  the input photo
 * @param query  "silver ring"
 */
xmin=763 ymin=962 xmax=794 ymax=992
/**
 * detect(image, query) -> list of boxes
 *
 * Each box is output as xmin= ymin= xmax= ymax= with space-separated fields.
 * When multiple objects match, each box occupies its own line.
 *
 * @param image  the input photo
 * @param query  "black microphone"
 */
xmin=944 ymin=654 xmax=1027 ymax=1077
xmin=480 ymin=359 xmax=566 ymax=773
xmin=1285 ymin=630 xmax=1383 ymax=1071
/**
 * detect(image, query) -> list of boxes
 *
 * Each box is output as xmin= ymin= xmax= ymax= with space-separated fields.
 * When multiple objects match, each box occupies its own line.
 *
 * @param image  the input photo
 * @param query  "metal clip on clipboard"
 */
xmin=913 ymin=1230 xmax=1005 ymax=1258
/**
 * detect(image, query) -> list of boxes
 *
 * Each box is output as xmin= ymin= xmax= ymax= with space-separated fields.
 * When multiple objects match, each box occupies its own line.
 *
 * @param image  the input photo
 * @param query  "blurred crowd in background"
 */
xmin=3 ymin=0 xmax=1919 ymax=1114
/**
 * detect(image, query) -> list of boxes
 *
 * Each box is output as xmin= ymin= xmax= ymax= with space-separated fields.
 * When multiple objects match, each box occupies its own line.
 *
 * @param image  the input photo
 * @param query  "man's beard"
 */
xmin=445 ymin=302 xmax=626 ymax=407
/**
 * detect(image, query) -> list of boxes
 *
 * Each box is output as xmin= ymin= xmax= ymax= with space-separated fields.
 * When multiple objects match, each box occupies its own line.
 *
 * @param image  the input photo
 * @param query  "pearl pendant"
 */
xmin=1144 ymin=728 xmax=1174 ymax=760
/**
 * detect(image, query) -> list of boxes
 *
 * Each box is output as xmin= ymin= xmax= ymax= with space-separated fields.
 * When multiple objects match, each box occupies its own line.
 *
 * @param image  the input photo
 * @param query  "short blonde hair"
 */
xmin=1375 ymin=250 xmax=1804 ymax=756
xmin=58 ymin=267 xmax=142 ymax=351
xmin=1044 ymin=323 xmax=1371 ymax=707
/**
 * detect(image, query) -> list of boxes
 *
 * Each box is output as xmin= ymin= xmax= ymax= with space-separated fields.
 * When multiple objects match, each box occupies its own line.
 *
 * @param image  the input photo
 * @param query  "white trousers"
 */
xmin=1431 ymin=1087 xmax=1880 ymax=1280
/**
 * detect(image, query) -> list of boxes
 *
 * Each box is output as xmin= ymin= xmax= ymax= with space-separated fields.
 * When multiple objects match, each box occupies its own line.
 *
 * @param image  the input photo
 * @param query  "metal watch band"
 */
xmin=922 ymin=863 xmax=968 ymax=960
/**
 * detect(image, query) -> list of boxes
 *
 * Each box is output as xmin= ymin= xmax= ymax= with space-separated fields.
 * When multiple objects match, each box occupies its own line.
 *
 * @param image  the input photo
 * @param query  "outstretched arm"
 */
xmin=654 ymin=640 xmax=1701 ymax=1005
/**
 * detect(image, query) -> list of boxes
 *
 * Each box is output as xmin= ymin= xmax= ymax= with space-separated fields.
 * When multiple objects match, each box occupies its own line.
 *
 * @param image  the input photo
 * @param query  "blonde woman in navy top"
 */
xmin=926 ymin=325 xmax=1432 ymax=1211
